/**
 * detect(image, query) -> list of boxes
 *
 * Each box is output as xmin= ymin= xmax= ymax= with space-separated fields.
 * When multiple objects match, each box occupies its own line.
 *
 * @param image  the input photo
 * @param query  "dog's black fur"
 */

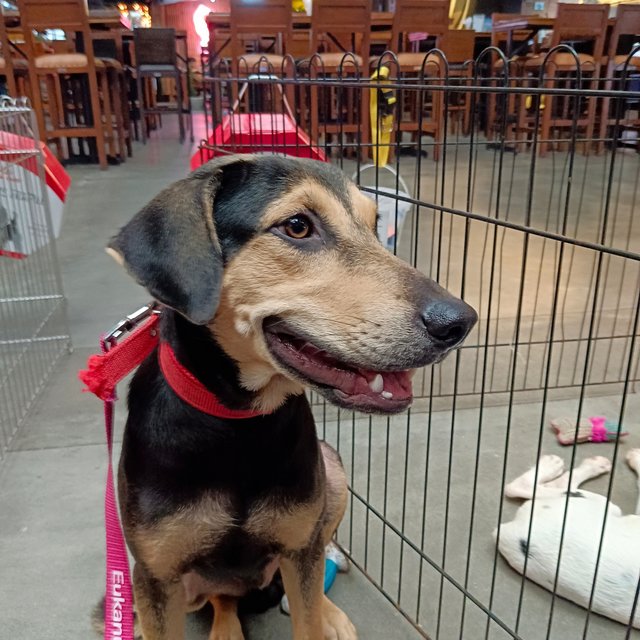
xmin=104 ymin=155 xmax=477 ymax=640
xmin=122 ymin=309 xmax=321 ymax=565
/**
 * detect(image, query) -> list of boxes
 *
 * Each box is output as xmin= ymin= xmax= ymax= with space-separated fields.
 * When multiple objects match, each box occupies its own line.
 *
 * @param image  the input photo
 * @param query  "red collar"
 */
xmin=79 ymin=313 xmax=265 ymax=420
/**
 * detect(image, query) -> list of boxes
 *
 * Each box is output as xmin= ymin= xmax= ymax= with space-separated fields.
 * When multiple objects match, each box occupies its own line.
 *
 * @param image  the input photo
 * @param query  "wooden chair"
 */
xmin=16 ymin=0 xmax=114 ymax=168
xmin=92 ymin=31 xmax=132 ymax=160
xmin=388 ymin=0 xmax=449 ymax=71
xmin=519 ymin=4 xmax=609 ymax=155
xmin=226 ymin=0 xmax=294 ymax=117
xmin=382 ymin=0 xmax=450 ymax=160
xmin=133 ymin=28 xmax=194 ymax=144
xmin=0 ymin=5 xmax=28 ymax=97
xmin=486 ymin=13 xmax=530 ymax=142
xmin=441 ymin=29 xmax=475 ymax=136
xmin=230 ymin=0 xmax=293 ymax=75
xmin=307 ymin=0 xmax=372 ymax=159
xmin=597 ymin=3 xmax=640 ymax=153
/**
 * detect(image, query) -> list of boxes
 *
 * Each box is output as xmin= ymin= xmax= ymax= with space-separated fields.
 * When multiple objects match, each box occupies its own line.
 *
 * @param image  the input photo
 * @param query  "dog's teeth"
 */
xmin=381 ymin=391 xmax=393 ymax=399
xmin=369 ymin=374 xmax=384 ymax=393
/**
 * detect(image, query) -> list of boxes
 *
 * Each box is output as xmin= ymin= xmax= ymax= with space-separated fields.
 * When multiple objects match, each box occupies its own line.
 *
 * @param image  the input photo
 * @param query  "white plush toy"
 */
xmin=496 ymin=450 xmax=640 ymax=629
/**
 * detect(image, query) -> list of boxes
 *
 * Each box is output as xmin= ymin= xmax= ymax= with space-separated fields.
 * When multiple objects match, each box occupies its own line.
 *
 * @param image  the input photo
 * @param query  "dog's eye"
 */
xmin=283 ymin=215 xmax=313 ymax=240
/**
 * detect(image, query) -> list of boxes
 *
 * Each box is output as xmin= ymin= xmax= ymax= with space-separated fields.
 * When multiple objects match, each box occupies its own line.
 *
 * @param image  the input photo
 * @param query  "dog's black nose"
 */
xmin=422 ymin=299 xmax=477 ymax=347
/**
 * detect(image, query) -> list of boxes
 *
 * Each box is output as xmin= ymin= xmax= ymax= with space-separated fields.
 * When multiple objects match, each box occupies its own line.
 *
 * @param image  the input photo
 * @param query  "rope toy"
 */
xmin=550 ymin=416 xmax=629 ymax=445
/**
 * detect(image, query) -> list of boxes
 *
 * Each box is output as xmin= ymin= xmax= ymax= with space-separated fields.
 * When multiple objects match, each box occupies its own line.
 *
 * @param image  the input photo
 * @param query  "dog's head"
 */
xmin=108 ymin=155 xmax=477 ymax=414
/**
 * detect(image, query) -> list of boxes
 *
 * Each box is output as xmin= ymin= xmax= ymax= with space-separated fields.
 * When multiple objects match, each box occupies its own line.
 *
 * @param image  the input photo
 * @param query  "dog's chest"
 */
xmin=179 ymin=495 xmax=323 ymax=600
xmin=182 ymin=527 xmax=282 ymax=600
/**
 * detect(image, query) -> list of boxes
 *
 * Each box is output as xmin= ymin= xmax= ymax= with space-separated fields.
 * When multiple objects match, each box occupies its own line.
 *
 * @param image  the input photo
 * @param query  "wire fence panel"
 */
xmin=201 ymin=50 xmax=640 ymax=640
xmin=0 ymin=97 xmax=70 ymax=461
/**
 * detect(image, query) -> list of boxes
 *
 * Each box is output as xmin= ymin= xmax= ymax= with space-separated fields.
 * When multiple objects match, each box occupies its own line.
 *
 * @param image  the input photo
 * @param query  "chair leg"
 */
xmin=4 ymin=67 xmax=18 ymax=97
xmin=186 ymin=82 xmax=194 ymax=144
xmin=122 ymin=71 xmax=133 ymax=157
xmin=16 ymin=73 xmax=28 ymax=99
xmin=137 ymin=73 xmax=147 ymax=144
xmin=539 ymin=76 xmax=555 ymax=157
xmin=99 ymin=69 xmax=116 ymax=161
xmin=359 ymin=85 xmax=369 ymax=163
xmin=583 ymin=74 xmax=599 ymax=156
xmin=111 ymin=69 xmax=126 ymax=161
xmin=176 ymin=71 xmax=185 ymax=144
xmin=87 ymin=69 xmax=108 ymax=169
xmin=45 ymin=74 xmax=64 ymax=160
xmin=598 ymin=91 xmax=610 ymax=155
xmin=29 ymin=73 xmax=48 ymax=146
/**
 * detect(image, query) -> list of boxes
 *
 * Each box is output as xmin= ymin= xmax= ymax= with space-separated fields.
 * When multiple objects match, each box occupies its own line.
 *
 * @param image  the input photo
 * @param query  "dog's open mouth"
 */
xmin=263 ymin=319 xmax=413 ymax=413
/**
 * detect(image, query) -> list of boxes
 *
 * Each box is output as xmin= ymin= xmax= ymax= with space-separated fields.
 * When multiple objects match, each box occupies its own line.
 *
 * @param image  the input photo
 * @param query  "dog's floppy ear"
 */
xmin=107 ymin=156 xmax=249 ymax=325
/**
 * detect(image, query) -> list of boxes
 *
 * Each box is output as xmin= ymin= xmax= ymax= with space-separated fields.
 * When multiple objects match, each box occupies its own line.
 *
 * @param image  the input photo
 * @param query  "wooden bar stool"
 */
xmin=381 ymin=0 xmax=449 ymax=161
xmin=0 ymin=5 xmax=29 ymax=97
xmin=518 ymin=4 xmax=608 ymax=156
xmin=486 ymin=13 xmax=529 ymax=143
xmin=92 ymin=31 xmax=132 ymax=160
xmin=307 ymin=0 xmax=372 ymax=159
xmin=230 ymin=0 xmax=292 ymax=74
xmin=17 ymin=0 xmax=114 ymax=168
xmin=598 ymin=4 xmax=640 ymax=153
xmin=441 ymin=29 xmax=476 ymax=136
xmin=228 ymin=0 xmax=294 ymax=115
xmin=133 ymin=27 xmax=194 ymax=144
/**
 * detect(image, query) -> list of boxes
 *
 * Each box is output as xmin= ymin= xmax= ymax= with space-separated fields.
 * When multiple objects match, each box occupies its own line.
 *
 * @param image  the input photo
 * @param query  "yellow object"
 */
xmin=292 ymin=0 xmax=305 ymax=13
xmin=370 ymin=66 xmax=397 ymax=167
xmin=525 ymin=94 xmax=546 ymax=111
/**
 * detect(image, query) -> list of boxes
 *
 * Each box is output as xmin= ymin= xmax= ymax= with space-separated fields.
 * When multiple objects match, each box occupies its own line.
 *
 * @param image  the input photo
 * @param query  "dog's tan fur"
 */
xmin=102 ymin=155 xmax=475 ymax=640
xmin=210 ymin=178 xmax=422 ymax=413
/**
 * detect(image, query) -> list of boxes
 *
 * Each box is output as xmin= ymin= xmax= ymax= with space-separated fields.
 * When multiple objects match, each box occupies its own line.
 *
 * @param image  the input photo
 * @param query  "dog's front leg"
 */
xmin=281 ymin=545 xmax=357 ymax=640
xmin=133 ymin=563 xmax=186 ymax=640
xmin=209 ymin=595 xmax=244 ymax=640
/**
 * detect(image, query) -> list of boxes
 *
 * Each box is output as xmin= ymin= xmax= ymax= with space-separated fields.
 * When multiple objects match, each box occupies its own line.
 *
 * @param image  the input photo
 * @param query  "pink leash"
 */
xmin=80 ymin=306 xmax=162 ymax=640
xmin=103 ymin=389 xmax=135 ymax=640
xmin=78 ymin=304 xmax=267 ymax=640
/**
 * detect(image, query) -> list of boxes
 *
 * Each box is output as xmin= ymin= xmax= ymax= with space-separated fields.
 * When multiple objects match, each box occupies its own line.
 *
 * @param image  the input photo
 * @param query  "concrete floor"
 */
xmin=1 ymin=115 xmax=639 ymax=640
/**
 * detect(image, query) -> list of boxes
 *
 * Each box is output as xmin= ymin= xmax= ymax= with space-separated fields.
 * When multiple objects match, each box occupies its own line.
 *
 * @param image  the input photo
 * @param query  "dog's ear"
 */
xmin=107 ymin=156 xmax=250 ymax=325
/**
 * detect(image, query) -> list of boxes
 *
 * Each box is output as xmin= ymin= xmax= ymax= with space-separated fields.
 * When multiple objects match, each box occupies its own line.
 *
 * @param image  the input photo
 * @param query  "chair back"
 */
xmin=441 ymin=29 xmax=475 ymax=64
xmin=0 ymin=4 xmax=11 ymax=58
xmin=230 ymin=0 xmax=292 ymax=36
xmin=134 ymin=28 xmax=177 ymax=67
xmin=391 ymin=0 xmax=449 ymax=52
xmin=310 ymin=0 xmax=372 ymax=60
xmin=551 ymin=4 xmax=609 ymax=59
xmin=16 ymin=0 xmax=98 ymax=71
xmin=0 ymin=4 xmax=17 ymax=95
xmin=608 ymin=3 xmax=640 ymax=59
xmin=17 ymin=0 xmax=89 ymax=30
xmin=229 ymin=0 xmax=293 ymax=59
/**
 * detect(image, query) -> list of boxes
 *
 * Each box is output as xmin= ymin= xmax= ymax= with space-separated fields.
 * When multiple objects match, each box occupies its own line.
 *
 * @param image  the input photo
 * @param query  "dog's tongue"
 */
xmin=294 ymin=342 xmax=413 ymax=402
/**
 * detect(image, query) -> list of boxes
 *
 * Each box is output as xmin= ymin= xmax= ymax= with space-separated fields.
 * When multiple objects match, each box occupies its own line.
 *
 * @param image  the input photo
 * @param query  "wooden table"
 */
xmin=492 ymin=15 xmax=616 ymax=57
xmin=206 ymin=11 xmax=394 ymax=61
xmin=3 ymin=7 xmax=129 ymax=28
xmin=206 ymin=11 xmax=393 ymax=30
xmin=491 ymin=16 xmax=554 ymax=57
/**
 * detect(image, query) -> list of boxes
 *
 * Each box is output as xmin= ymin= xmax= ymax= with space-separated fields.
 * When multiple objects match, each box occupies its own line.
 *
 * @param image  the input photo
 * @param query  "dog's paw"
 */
xmin=537 ymin=455 xmax=565 ymax=482
xmin=582 ymin=456 xmax=612 ymax=475
xmin=505 ymin=455 xmax=564 ymax=499
xmin=322 ymin=597 xmax=357 ymax=640
xmin=626 ymin=449 xmax=640 ymax=472
xmin=210 ymin=619 xmax=245 ymax=640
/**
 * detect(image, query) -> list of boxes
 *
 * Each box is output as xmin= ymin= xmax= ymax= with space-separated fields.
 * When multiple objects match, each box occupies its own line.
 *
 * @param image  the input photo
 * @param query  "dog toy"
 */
xmin=550 ymin=416 xmax=628 ymax=445
xmin=280 ymin=542 xmax=349 ymax=615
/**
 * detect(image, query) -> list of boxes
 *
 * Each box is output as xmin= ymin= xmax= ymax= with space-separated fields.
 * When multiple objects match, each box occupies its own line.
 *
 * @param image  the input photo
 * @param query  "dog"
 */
xmin=105 ymin=154 xmax=477 ymax=639
xmin=497 ymin=450 xmax=640 ymax=629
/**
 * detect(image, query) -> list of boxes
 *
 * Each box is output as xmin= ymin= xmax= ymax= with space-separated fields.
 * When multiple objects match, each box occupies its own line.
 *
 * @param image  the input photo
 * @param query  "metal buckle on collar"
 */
xmin=104 ymin=302 xmax=161 ymax=348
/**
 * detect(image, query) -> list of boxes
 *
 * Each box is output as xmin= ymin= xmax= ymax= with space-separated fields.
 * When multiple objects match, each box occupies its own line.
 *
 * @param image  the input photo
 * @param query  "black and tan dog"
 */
xmin=105 ymin=154 xmax=477 ymax=640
